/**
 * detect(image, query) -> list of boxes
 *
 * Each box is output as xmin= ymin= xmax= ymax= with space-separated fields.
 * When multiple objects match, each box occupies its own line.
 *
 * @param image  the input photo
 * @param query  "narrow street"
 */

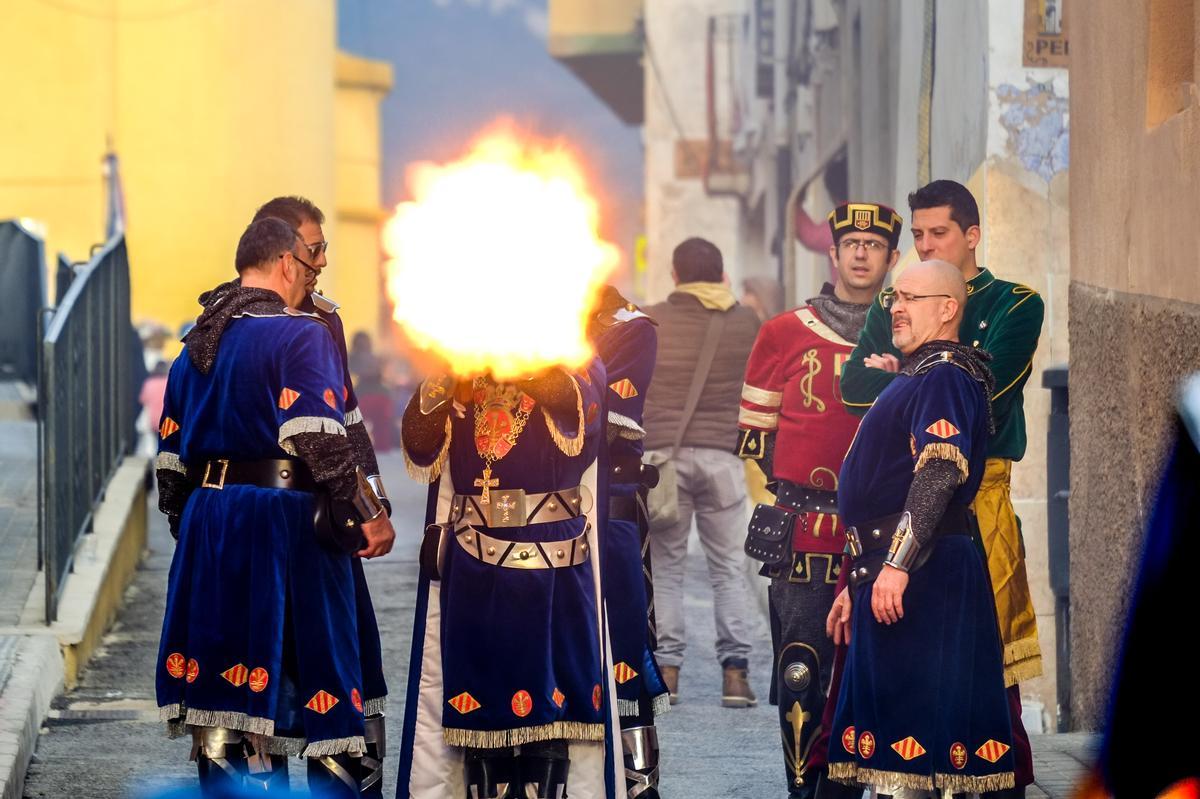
xmin=21 ymin=452 xmax=785 ymax=797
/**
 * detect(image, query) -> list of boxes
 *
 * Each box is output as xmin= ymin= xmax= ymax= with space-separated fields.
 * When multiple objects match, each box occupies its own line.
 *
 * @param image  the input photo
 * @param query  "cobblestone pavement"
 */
xmin=21 ymin=450 xmax=1096 ymax=798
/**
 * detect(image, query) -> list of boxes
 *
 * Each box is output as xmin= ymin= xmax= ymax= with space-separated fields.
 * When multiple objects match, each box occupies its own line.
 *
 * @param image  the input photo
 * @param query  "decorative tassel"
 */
xmin=913 ymin=443 xmax=969 ymax=483
xmin=155 ymin=452 xmax=186 ymax=474
xmin=617 ymin=698 xmax=641 ymax=718
xmin=403 ymin=416 xmax=452 ymax=483
xmin=363 ymin=696 xmax=387 ymax=716
xmin=651 ymin=692 xmax=671 ymax=717
xmin=542 ymin=380 xmax=585 ymax=457
xmin=279 ymin=415 xmax=347 ymax=454
xmin=444 ymin=721 xmax=605 ymax=749
xmin=301 ymin=735 xmax=367 ymax=758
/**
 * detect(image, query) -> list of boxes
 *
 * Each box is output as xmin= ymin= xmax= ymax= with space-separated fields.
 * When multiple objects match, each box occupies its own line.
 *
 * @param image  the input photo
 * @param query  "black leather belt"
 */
xmin=186 ymin=458 xmax=318 ymax=492
xmin=774 ymin=480 xmax=838 ymax=514
xmin=609 ymin=495 xmax=640 ymax=522
xmin=845 ymin=505 xmax=974 ymax=588
xmin=611 ymin=456 xmax=659 ymax=489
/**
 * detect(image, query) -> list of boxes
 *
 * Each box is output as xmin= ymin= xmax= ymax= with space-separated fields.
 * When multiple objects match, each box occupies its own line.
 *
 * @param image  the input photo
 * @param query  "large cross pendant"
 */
xmin=475 ymin=466 xmax=499 ymax=504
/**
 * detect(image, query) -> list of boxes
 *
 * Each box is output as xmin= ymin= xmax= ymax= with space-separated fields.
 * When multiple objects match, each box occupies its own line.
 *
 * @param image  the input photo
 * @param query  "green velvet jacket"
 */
xmin=839 ymin=268 xmax=1044 ymax=461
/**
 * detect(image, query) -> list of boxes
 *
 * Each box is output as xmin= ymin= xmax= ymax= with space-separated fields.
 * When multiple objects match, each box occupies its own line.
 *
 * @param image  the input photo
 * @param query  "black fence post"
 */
xmin=1043 ymin=364 xmax=1070 ymax=732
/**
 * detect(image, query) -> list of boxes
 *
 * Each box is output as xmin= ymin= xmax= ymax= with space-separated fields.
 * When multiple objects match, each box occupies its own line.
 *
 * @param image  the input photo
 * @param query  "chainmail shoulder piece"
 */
xmin=901 ymin=339 xmax=996 ymax=434
xmin=806 ymin=293 xmax=872 ymax=343
xmin=185 ymin=283 xmax=292 ymax=375
xmin=288 ymin=431 xmax=357 ymax=502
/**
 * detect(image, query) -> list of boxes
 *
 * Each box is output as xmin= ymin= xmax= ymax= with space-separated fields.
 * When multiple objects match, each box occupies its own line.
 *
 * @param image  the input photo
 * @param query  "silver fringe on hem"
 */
xmin=651 ymin=692 xmax=671 ymax=717
xmin=161 ymin=703 xmax=303 ymax=754
xmin=444 ymin=721 xmax=605 ymax=749
xmin=363 ymin=696 xmax=387 ymax=716
xmin=616 ymin=698 xmax=640 ymax=718
xmin=301 ymin=735 xmax=367 ymax=758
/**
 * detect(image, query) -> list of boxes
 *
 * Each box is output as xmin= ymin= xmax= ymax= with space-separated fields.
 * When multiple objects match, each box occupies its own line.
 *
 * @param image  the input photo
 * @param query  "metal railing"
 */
xmin=38 ymin=233 xmax=135 ymax=622
xmin=0 ymin=221 xmax=47 ymax=384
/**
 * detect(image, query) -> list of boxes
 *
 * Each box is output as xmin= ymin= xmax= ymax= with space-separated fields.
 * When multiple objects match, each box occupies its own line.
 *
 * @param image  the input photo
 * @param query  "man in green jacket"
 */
xmin=839 ymin=180 xmax=1041 ymax=796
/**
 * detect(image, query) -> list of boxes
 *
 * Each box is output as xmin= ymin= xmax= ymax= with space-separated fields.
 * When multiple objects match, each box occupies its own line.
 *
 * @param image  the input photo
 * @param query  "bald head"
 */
xmin=888 ymin=259 xmax=967 ymax=355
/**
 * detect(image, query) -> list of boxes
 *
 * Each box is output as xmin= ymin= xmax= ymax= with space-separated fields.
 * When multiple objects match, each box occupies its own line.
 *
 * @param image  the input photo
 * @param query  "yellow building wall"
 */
xmin=0 ymin=0 xmax=391 ymax=343
xmin=333 ymin=52 xmax=393 ymax=343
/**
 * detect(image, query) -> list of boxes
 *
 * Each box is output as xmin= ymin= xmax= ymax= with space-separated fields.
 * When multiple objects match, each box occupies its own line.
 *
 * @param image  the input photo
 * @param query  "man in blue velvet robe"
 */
xmin=397 ymin=357 xmax=622 ymax=798
xmin=824 ymin=260 xmax=1015 ymax=795
xmin=155 ymin=218 xmax=395 ymax=797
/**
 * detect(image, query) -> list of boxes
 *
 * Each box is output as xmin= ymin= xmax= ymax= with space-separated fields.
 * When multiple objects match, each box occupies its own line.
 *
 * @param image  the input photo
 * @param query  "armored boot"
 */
xmin=516 ymin=740 xmax=569 ymax=799
xmin=243 ymin=735 xmax=289 ymax=793
xmin=190 ymin=726 xmax=252 ymax=795
xmin=777 ymin=643 xmax=824 ymax=797
xmin=465 ymin=747 xmax=519 ymax=798
xmin=359 ymin=713 xmax=386 ymax=797
xmin=307 ymin=752 xmax=361 ymax=798
xmin=621 ymin=725 xmax=661 ymax=798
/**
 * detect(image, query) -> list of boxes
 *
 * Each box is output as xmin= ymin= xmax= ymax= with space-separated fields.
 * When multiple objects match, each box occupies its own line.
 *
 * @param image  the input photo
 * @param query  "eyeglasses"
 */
xmin=882 ymin=290 xmax=953 ymax=310
xmin=284 ymin=251 xmax=320 ymax=277
xmin=304 ymin=240 xmax=329 ymax=260
xmin=838 ymin=238 xmax=889 ymax=253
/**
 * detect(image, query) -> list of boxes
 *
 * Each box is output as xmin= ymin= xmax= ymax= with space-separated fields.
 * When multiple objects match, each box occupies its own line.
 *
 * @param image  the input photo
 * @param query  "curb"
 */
xmin=0 ymin=454 xmax=149 ymax=797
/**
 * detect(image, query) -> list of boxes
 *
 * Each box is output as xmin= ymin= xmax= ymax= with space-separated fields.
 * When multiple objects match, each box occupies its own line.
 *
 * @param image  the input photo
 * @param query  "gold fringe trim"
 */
xmin=914 ymin=443 xmax=969 ymax=484
xmin=402 ymin=416 xmax=452 ymax=484
xmin=181 ymin=707 xmax=276 ymax=737
xmin=444 ymin=721 xmax=605 ymax=748
xmin=1004 ymin=635 xmax=1043 ymax=665
xmin=363 ymin=696 xmax=387 ymax=716
xmin=936 ymin=770 xmax=1016 ymax=793
xmin=617 ymin=698 xmax=640 ymax=717
xmin=1003 ymin=653 xmax=1044 ymax=687
xmin=155 ymin=452 xmax=186 ymax=474
xmin=542 ymin=378 xmax=585 ymax=457
xmin=279 ymin=415 xmax=347 ymax=455
xmin=828 ymin=763 xmax=1015 ymax=794
xmin=301 ymin=735 xmax=366 ymax=758
xmin=651 ymin=692 xmax=671 ymax=717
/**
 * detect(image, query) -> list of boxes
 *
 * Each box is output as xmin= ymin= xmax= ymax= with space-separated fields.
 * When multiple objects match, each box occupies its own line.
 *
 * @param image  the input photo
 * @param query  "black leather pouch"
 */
xmin=744 ymin=503 xmax=796 ymax=565
xmin=312 ymin=496 xmax=366 ymax=554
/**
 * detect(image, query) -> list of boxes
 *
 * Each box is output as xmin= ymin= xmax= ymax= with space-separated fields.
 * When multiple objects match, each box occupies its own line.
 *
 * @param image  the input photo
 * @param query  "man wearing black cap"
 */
xmin=736 ymin=202 xmax=898 ymax=798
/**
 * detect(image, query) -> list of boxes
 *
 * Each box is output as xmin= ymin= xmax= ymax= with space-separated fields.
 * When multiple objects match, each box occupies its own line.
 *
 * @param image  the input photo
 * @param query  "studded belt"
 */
xmin=845 ymin=505 xmax=973 ymax=588
xmin=449 ymin=485 xmax=590 ymax=528
xmin=454 ymin=527 xmax=591 ymax=569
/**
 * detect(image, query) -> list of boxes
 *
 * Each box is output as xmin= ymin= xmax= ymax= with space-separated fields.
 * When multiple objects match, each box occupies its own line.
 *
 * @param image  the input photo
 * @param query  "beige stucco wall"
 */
xmin=1068 ymin=0 xmax=1200 ymax=730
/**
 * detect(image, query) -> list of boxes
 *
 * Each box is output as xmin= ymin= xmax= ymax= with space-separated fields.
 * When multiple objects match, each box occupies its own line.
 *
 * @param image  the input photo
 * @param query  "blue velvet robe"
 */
xmin=828 ymin=355 xmax=1016 ymax=793
xmin=397 ymin=361 xmax=621 ymax=798
xmin=155 ymin=312 xmax=373 ymax=756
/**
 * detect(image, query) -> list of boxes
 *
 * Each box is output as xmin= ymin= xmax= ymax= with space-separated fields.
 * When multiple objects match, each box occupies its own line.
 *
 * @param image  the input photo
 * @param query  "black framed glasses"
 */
xmin=881 ymin=290 xmax=953 ymax=310
xmin=838 ymin=237 xmax=889 ymax=252
xmin=284 ymin=251 xmax=320 ymax=277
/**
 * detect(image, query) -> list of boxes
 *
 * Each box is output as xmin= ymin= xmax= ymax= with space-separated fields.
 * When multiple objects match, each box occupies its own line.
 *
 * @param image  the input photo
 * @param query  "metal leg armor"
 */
xmin=621 ymin=725 xmax=661 ymax=798
xmin=465 ymin=748 xmax=519 ymax=799
xmin=778 ymin=642 xmax=824 ymax=798
xmin=359 ymin=713 xmax=386 ymax=797
xmin=190 ymin=726 xmax=251 ymax=794
xmin=307 ymin=752 xmax=361 ymax=798
xmin=516 ymin=740 xmax=569 ymax=799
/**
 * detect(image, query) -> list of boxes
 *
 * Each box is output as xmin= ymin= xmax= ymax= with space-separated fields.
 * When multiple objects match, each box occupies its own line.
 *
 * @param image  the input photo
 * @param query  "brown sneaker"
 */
xmin=721 ymin=665 xmax=757 ymax=708
xmin=660 ymin=665 xmax=680 ymax=705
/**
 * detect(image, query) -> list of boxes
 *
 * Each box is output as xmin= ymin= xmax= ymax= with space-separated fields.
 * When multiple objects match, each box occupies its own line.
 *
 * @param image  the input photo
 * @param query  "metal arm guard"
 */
xmin=883 ymin=511 xmax=920 ymax=572
xmin=352 ymin=466 xmax=386 ymax=523
xmin=621 ymin=725 xmax=661 ymax=798
xmin=777 ymin=643 xmax=824 ymax=795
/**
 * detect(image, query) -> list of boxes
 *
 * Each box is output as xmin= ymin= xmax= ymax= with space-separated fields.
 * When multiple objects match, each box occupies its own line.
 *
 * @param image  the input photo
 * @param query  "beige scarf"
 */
xmin=674 ymin=281 xmax=737 ymax=311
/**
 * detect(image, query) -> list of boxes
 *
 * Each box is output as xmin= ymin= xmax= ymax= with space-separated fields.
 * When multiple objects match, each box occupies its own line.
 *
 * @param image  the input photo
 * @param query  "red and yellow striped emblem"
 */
xmin=841 ymin=726 xmax=856 ymax=754
xmin=278 ymin=388 xmax=300 ymax=410
xmin=221 ymin=664 xmax=248 ymax=687
xmin=975 ymin=739 xmax=1011 ymax=764
xmin=248 ymin=667 xmax=269 ymax=693
xmin=323 ymin=388 xmax=338 ymax=409
xmin=448 ymin=692 xmax=481 ymax=715
xmin=305 ymin=690 xmax=339 ymax=714
xmin=949 ymin=742 xmax=968 ymax=769
xmin=925 ymin=419 xmax=960 ymax=439
xmin=592 ymin=684 xmax=602 ymax=711
xmin=343 ymin=385 xmax=349 ymax=402
xmin=511 ymin=690 xmax=533 ymax=718
xmin=165 ymin=652 xmax=186 ymax=679
xmin=351 ymin=688 xmax=363 ymax=713
xmin=857 ymin=731 xmax=876 ymax=759
xmin=890 ymin=736 xmax=927 ymax=761
xmin=159 ymin=417 xmax=179 ymax=439
xmin=186 ymin=658 xmax=200 ymax=684
xmin=552 ymin=688 xmax=565 ymax=708
xmin=613 ymin=662 xmax=639 ymax=684
xmin=609 ymin=379 xmax=638 ymax=400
